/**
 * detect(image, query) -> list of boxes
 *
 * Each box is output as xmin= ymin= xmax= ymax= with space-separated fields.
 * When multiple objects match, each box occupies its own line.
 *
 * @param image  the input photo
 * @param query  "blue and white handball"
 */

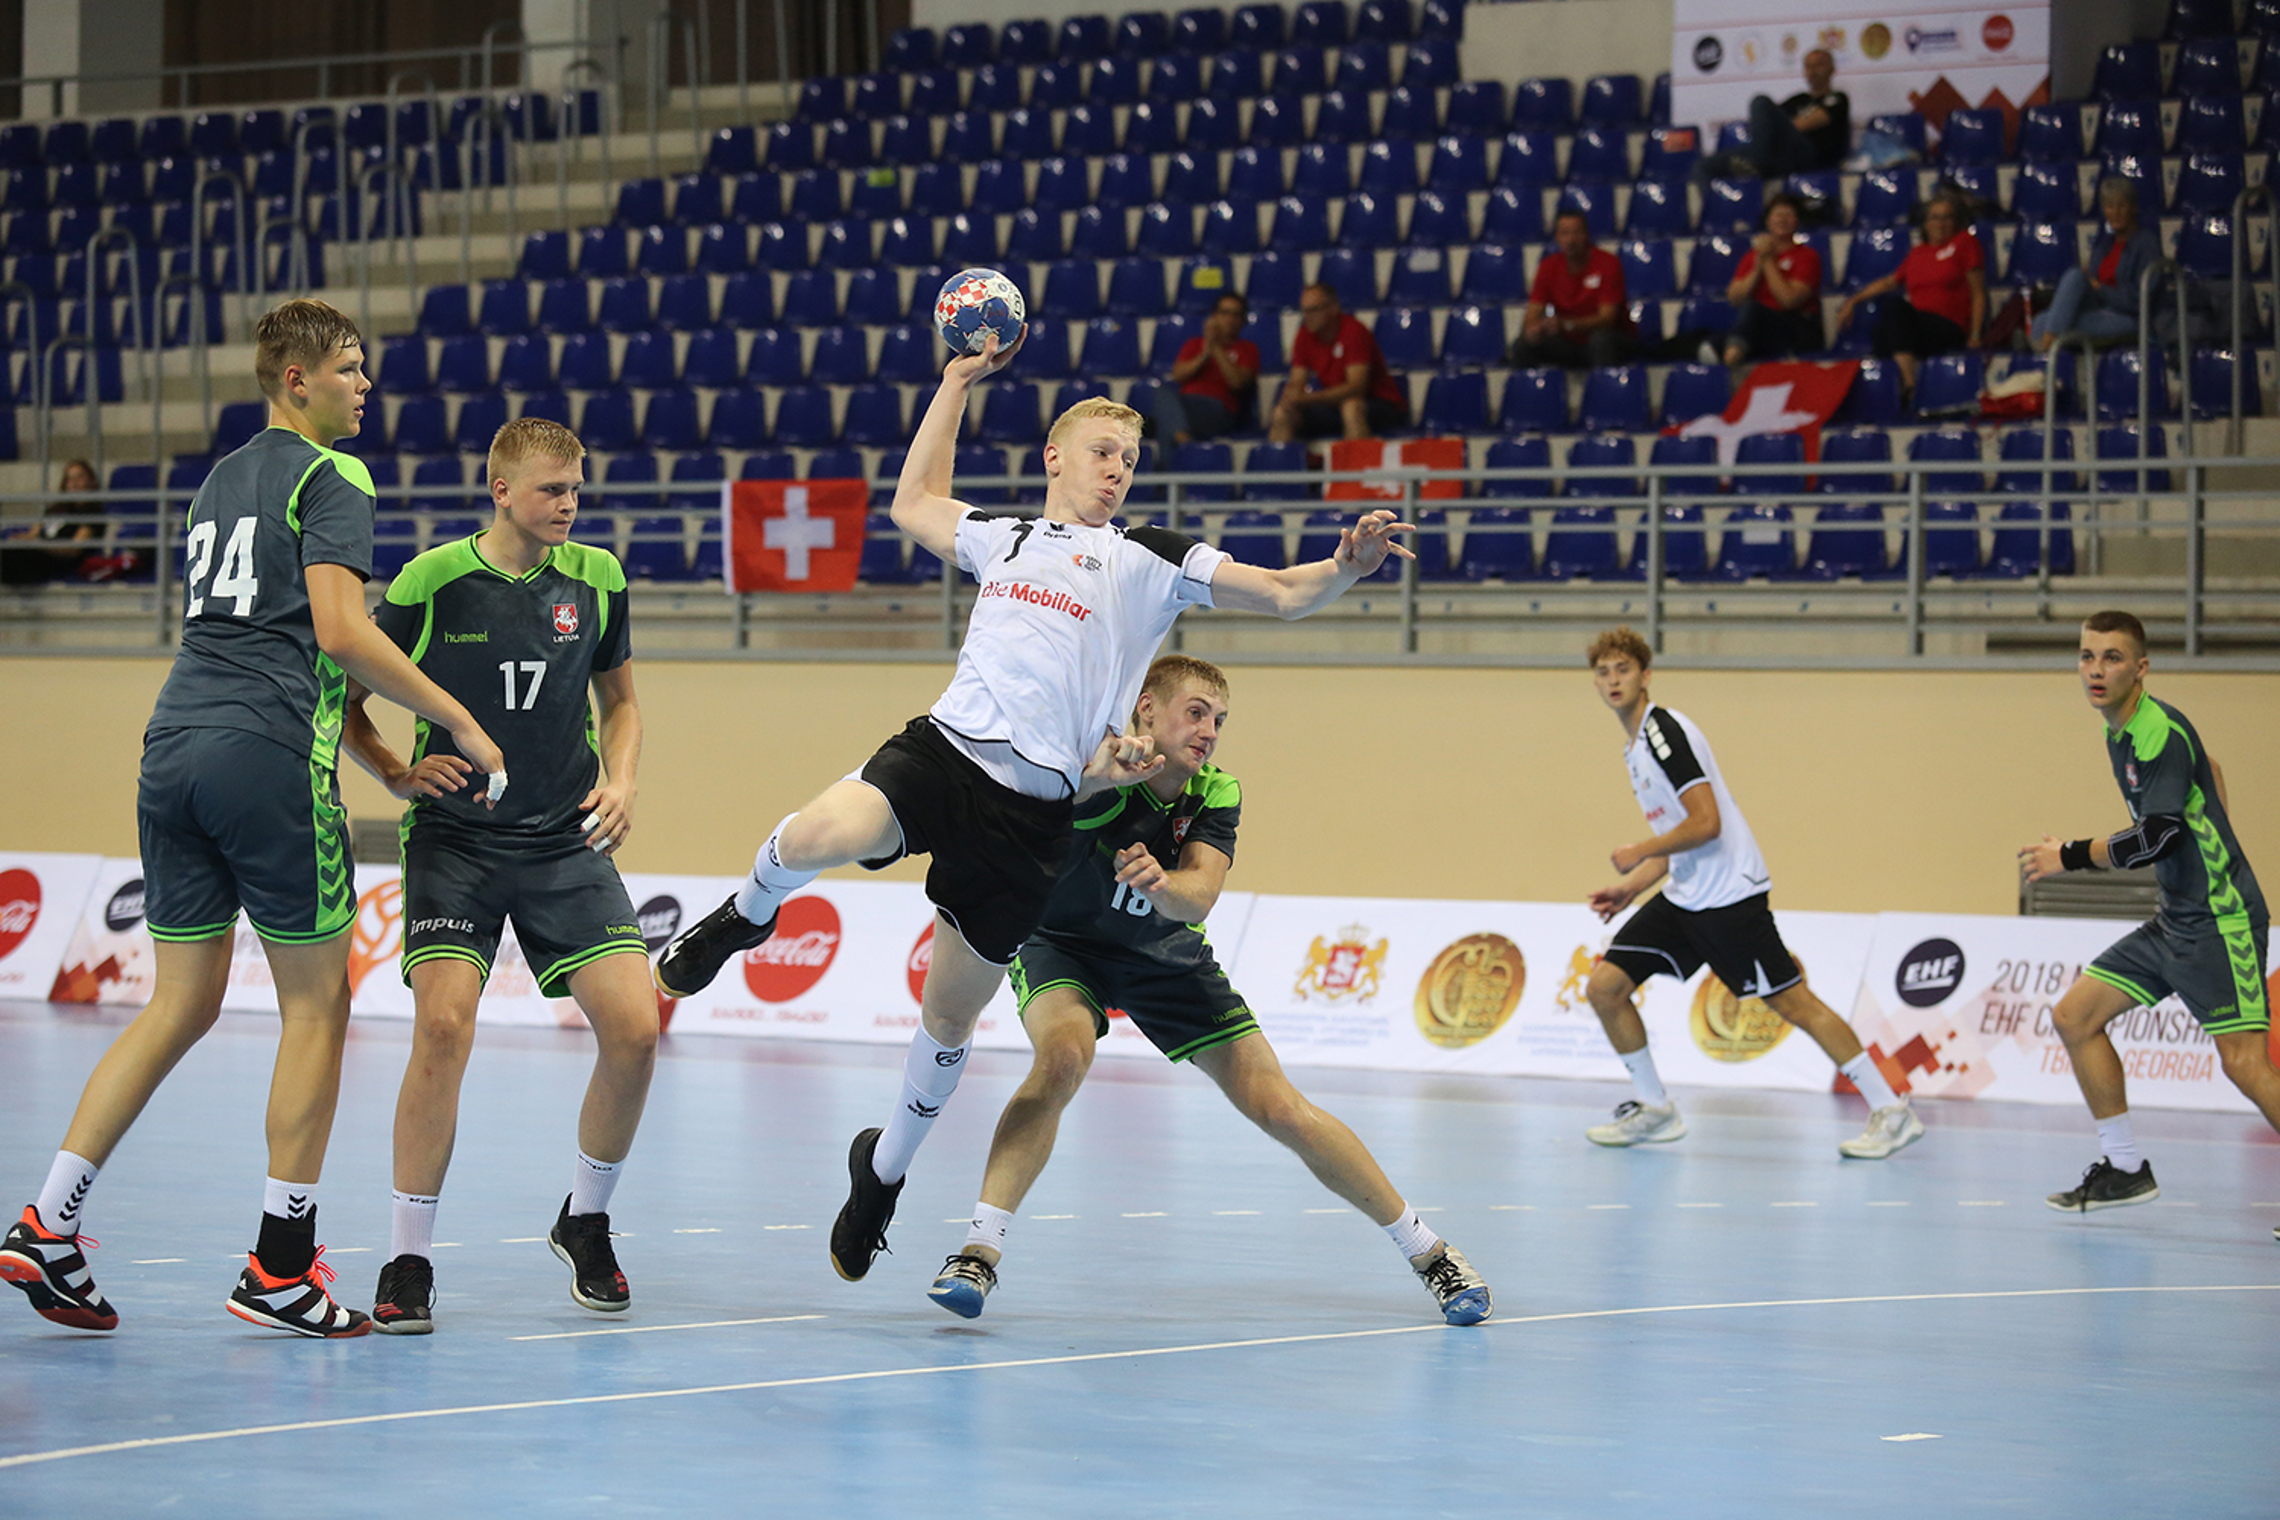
xmin=935 ymin=267 xmax=1026 ymax=355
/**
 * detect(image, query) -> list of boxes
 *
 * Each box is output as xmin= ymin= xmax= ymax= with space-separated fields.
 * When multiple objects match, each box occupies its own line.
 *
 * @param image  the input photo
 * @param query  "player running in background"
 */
xmin=926 ymin=656 xmax=1490 ymax=1326
xmin=653 ymin=329 xmax=1413 ymax=1285
xmin=339 ymin=418 xmax=651 ymax=1331
xmin=2021 ymin=611 xmax=2276 ymax=1222
xmin=0 ymin=300 xmax=505 ymax=1338
xmin=1580 ymin=628 xmax=1924 ymax=1159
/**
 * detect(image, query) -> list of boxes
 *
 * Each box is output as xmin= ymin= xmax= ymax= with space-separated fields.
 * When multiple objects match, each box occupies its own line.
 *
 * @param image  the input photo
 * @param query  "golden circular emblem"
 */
xmin=1689 ymin=963 xmax=1801 ymax=1062
xmin=1860 ymin=23 xmax=1891 ymax=59
xmin=1415 ymin=934 xmax=1526 ymax=1048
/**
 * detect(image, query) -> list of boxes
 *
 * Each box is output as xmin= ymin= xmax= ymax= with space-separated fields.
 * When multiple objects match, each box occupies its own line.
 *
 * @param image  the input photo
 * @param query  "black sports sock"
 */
xmin=256 ymin=1208 xmax=317 ymax=1279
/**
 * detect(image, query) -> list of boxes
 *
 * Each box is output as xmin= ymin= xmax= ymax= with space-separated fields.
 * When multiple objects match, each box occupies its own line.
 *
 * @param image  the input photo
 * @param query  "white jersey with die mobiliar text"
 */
xmin=929 ymin=511 xmax=1228 ymax=798
xmin=1623 ymin=703 xmax=1770 ymax=911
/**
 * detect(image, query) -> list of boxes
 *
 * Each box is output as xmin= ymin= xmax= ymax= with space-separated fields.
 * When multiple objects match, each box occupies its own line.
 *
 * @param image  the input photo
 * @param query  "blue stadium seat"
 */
xmin=2178 ymin=95 xmax=2246 ymax=153
xmin=1356 ymin=141 xmax=1417 ymax=196
xmin=1424 ymin=134 xmax=1489 ymax=194
xmin=613 ymin=177 xmax=667 ymax=228
xmin=433 ymin=333 xmax=490 ymax=393
xmin=1456 ymin=243 xmax=1523 ymax=304
xmin=1842 ymin=224 xmax=1909 ymax=290
xmin=1659 ymin=363 xmax=1730 ymax=426
xmin=1582 ymin=73 xmax=1643 ymax=126
xmin=1104 ymin=257 xmax=1167 ymax=317
xmin=2177 ymin=152 xmax=2248 ymax=213
xmin=1512 ymin=77 xmax=1574 ymax=130
xmin=1940 ymin=109 xmax=2005 ymax=165
xmin=1800 ymin=502 xmax=1890 ymax=579
xmin=1137 ymin=201 xmax=1197 ymax=258
xmin=635 ymin=225 xmax=688 ymax=277
xmin=719 ymin=270 xmax=775 ymax=330
xmin=704 ymin=390 xmax=768 ymax=450
xmin=2007 ymin=220 xmax=2079 ymax=285
xmin=2176 ymin=208 xmax=2265 ymax=278
xmin=1480 ymin=435 xmax=1552 ymax=501
xmin=1568 ymin=124 xmax=1631 ymax=183
xmin=1062 ymin=103 xmax=1117 ymax=157
xmin=1496 ymin=367 xmax=1567 ymax=432
xmin=766 ymin=385 xmax=832 ymax=448
xmin=1122 ymin=100 xmax=1178 ymax=154
xmin=2091 ymin=44 xmax=2162 ymax=102
xmin=2168 ymin=0 xmax=2236 ymax=38
xmin=2010 ymin=161 xmax=2080 ymax=222
xmin=705 ymin=127 xmax=758 ymax=177
xmin=1201 ymin=198 xmax=1263 ymax=257
xmin=409 ymin=456 xmax=471 ymax=517
xmin=1624 ymin=179 xmax=1691 ymax=238
xmin=1373 ymin=305 xmax=1434 ymax=371
xmin=592 ymin=277 xmax=650 ymax=334
xmin=1459 ymin=502 xmax=1534 ymax=580
xmin=519 ymin=229 xmax=571 ymax=281
xmin=1374 ymin=84 xmax=1435 ymax=141
xmin=2188 ymin=346 xmax=2262 ymax=420
xmin=1564 ymin=432 xmax=1637 ymax=499
xmin=1312 ymin=246 xmax=1376 ymax=308
xmin=1152 ymin=51 xmax=1205 ymax=103
xmin=1907 ymin=427 xmax=1984 ymax=497
xmin=743 ymin=327 xmax=804 ymax=387
xmin=2094 ymin=421 xmax=2167 ymax=495
xmin=840 ymin=267 xmax=899 ymax=328
xmin=729 ymin=173 xmax=782 ymax=224
xmin=554 ymin=330 xmax=611 ymax=391
xmin=1247 ymin=247 xmax=1304 ymax=310
xmin=842 ymin=384 xmax=906 ymax=447
xmin=880 ymin=214 xmax=938 ymax=267
xmin=1272 ymin=44 xmax=1328 ymax=94
xmin=417 ymin=284 xmax=473 ymax=337
xmin=1338 ymin=191 xmax=1400 ymax=247
xmin=496 ymin=333 xmax=552 ymax=392
xmin=1650 ymin=433 xmax=1722 ymax=500
xmin=1556 ymin=183 xmax=1616 ymax=239
xmin=1542 ymin=505 xmax=1621 ymax=580
xmin=676 ymin=327 xmax=737 ymax=389
xmin=1496 ymin=128 xmax=1560 ymax=190
xmin=775 ymin=268 xmax=836 ymax=328
xmin=1578 ymin=364 xmax=1649 ymax=433
xmin=387 ymin=394 xmax=448 ymax=455
xmin=576 ymin=225 xmax=629 ymax=277
xmin=2095 ymin=101 xmax=2165 ymax=161
xmin=1077 ymin=317 xmax=1141 ymax=377
xmin=2015 ymin=104 xmax=2082 ymax=163
xmin=805 ymin=325 xmax=868 ymax=387
xmin=377 ymin=333 xmax=431 ymax=394
xmin=1439 ymin=304 xmax=1506 ymax=367
xmin=977 ymin=381 xmax=1043 ymax=443
xmin=2097 ymin=345 xmax=2175 ymax=420
xmin=1163 ymin=150 xmax=1221 ymax=208
xmin=820 ymin=119 xmax=873 ymax=170
xmin=1037 ymin=258 xmax=1102 ymax=321
xmin=641 ymin=389 xmax=702 ymax=451
xmin=1712 ymin=503 xmax=1796 ymax=579
xmin=1701 ymin=176 xmax=1761 ymax=230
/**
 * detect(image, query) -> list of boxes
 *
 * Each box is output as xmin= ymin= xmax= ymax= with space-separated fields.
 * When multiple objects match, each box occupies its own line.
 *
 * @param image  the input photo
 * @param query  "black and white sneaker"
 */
xmin=2046 ymin=1158 xmax=2160 ymax=1213
xmin=0 ymin=1205 xmax=118 ymax=1331
xmin=549 ymin=1196 xmax=629 ymax=1312
xmin=226 ymin=1246 xmax=370 ymax=1337
xmin=654 ymin=895 xmax=774 ymax=998
xmin=829 ymin=1128 xmax=905 ymax=1282
xmin=371 ymin=1253 xmax=435 ymax=1335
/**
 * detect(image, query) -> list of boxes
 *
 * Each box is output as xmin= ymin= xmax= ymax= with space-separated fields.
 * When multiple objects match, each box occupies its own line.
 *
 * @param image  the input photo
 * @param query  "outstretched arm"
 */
xmin=309 ymin=564 xmax=505 ymax=795
xmin=1207 ymin=508 xmax=1415 ymax=619
xmin=892 ymin=327 xmax=1027 ymax=560
xmin=338 ymin=680 xmax=475 ymax=801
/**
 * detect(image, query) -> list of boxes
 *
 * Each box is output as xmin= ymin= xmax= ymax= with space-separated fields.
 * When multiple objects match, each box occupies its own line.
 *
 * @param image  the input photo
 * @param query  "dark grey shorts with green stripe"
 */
xmin=137 ymin=727 xmax=354 ymax=944
xmin=2086 ymin=916 xmax=2272 ymax=1035
xmin=1010 ymin=934 xmax=1259 ymax=1063
xmin=399 ymin=816 xmax=646 ymax=997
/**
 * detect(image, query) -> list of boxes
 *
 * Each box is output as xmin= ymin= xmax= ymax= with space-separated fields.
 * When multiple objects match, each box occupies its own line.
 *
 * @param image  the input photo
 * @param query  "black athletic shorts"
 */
xmin=856 ymin=716 xmax=1075 ymax=966
xmin=138 ymin=727 xmax=354 ymax=944
xmin=1010 ymin=934 xmax=1260 ymax=1063
xmin=399 ymin=816 xmax=646 ymax=998
xmin=1604 ymin=890 xmax=1802 ymax=1000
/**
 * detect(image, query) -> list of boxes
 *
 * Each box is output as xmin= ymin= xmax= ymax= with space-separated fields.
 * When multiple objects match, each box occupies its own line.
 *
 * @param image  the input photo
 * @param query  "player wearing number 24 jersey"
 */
xmin=2 ymin=300 xmax=504 ymax=1342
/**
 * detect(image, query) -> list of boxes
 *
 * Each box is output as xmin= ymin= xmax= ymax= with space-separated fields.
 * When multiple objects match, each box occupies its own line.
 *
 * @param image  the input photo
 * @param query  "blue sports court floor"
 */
xmin=2 ymin=998 xmax=2276 ymax=1518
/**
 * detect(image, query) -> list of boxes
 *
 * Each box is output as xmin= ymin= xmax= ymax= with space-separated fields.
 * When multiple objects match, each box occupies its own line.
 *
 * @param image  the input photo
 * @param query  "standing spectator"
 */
xmin=1513 ymin=211 xmax=1635 ymax=369
xmin=1268 ymin=283 xmax=1410 ymax=442
xmin=1833 ymin=194 xmax=1985 ymax=395
xmin=1151 ymin=293 xmax=1260 ymax=446
xmin=1723 ymin=194 xmax=1825 ymax=365
xmin=1702 ymin=49 xmax=1850 ymax=179
xmin=0 ymin=457 xmax=102 ymax=586
xmin=2031 ymin=177 xmax=2163 ymax=354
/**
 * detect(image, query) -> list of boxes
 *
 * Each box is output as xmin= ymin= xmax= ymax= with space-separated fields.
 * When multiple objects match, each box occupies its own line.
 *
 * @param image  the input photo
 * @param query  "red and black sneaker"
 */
xmin=548 ymin=1196 xmax=629 ymax=1312
xmin=226 ymin=1244 xmax=371 ymax=1338
xmin=371 ymin=1253 xmax=435 ymax=1335
xmin=0 ymin=1204 xmax=118 ymax=1331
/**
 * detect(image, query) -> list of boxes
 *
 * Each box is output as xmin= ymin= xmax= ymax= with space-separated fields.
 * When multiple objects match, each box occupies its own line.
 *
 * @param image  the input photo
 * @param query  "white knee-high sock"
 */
xmin=873 ymin=1028 xmax=972 ymax=1184
xmin=36 ymin=1151 xmax=99 ymax=1236
xmin=736 ymin=815 xmax=817 ymax=925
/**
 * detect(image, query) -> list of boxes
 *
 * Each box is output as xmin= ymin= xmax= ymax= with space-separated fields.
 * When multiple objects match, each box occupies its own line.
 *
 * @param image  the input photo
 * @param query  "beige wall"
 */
xmin=5 ymin=656 xmax=2275 ymax=917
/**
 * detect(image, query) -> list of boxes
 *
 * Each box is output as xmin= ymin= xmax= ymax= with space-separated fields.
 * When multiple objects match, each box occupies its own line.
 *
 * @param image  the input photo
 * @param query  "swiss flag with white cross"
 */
xmin=722 ymin=478 xmax=868 ymax=593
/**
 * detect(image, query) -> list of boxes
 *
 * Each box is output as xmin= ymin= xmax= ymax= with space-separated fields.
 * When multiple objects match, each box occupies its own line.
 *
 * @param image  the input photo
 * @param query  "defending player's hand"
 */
xmin=1112 ymin=841 xmax=1170 ymax=898
xmin=450 ymin=720 xmax=508 ymax=809
xmin=390 ymin=753 xmax=474 ymax=801
xmin=2017 ymin=833 xmax=2067 ymax=882
xmin=944 ymin=325 xmax=1028 ymax=386
xmin=579 ymin=779 xmax=638 ymax=856
xmin=1587 ymin=884 xmax=1636 ymax=922
xmin=1334 ymin=509 xmax=1418 ymax=575
xmin=1082 ymin=727 xmax=1167 ymax=790
xmin=1610 ymin=842 xmax=1649 ymax=875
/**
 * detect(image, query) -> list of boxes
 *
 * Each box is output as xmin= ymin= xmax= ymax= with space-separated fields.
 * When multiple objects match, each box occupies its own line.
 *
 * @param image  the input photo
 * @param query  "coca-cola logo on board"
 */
xmin=908 ymin=919 xmax=933 ymax=1003
xmin=0 ymin=868 xmax=39 ymax=961
xmin=741 ymin=895 xmax=841 ymax=1002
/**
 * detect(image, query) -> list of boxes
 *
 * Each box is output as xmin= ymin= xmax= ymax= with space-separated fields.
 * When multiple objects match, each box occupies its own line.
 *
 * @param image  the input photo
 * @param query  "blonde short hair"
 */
xmin=1586 ymin=626 xmax=1653 ymax=670
xmin=1046 ymin=396 xmax=1144 ymax=450
xmin=253 ymin=299 xmax=363 ymax=401
xmin=487 ymin=416 xmax=586 ymax=489
xmin=1136 ymin=655 xmax=1230 ymax=723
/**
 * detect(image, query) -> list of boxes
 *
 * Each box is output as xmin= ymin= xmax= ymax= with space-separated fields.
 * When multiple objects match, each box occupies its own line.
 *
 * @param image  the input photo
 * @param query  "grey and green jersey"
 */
xmin=1032 ymin=763 xmax=1241 ymax=968
xmin=2107 ymin=694 xmax=2266 ymax=935
xmin=375 ymin=535 xmax=631 ymax=835
xmin=145 ymin=426 xmax=376 ymax=764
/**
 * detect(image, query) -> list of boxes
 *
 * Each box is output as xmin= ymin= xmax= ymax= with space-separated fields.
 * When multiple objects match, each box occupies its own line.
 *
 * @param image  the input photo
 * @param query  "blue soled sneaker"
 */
xmin=655 ymin=895 xmax=774 ymax=999
xmin=928 ymin=1252 xmax=998 ymax=1318
xmin=1412 ymin=1243 xmax=1492 ymax=1326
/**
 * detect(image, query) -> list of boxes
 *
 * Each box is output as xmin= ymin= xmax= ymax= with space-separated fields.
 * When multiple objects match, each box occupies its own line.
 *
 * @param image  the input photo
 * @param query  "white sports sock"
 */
xmin=1383 ymin=1205 xmax=1441 ymax=1261
xmin=1619 ymin=1045 xmax=1669 ymax=1106
xmin=36 ymin=1150 xmax=99 ymax=1237
xmin=569 ymin=1152 xmax=622 ymax=1217
xmin=2096 ymin=1113 xmax=2143 ymax=1172
xmin=390 ymin=1191 xmax=438 ymax=1261
xmin=964 ymin=1202 xmax=1014 ymax=1255
xmin=1841 ymin=1052 xmax=1902 ymax=1111
xmin=735 ymin=816 xmax=818 ymax=925
xmin=262 ymin=1176 xmax=317 ymax=1224
xmin=873 ymin=1028 xmax=972 ymax=1183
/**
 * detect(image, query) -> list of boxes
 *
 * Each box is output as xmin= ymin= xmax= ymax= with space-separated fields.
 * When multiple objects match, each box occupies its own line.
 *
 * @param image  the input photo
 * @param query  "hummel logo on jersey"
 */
xmin=443 ymin=630 xmax=488 ymax=644
xmin=553 ymin=603 xmax=579 ymax=635
xmin=908 ymin=1099 xmax=941 ymax=1118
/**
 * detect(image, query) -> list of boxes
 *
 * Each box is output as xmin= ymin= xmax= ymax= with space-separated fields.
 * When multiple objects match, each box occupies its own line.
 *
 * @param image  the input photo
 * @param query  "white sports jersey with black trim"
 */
xmin=930 ymin=512 xmax=1228 ymax=797
xmin=1622 ymin=704 xmax=1770 ymax=911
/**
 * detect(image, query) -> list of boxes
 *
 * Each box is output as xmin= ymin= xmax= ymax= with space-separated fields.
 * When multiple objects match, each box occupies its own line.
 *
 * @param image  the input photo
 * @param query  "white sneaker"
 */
xmin=1586 ymin=1100 xmax=1686 ymax=1147
xmin=1839 ymin=1103 xmax=1925 ymax=1160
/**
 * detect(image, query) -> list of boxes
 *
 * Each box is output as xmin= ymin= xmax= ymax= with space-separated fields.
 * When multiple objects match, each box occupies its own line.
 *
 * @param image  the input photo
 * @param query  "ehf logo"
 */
xmin=552 ymin=603 xmax=579 ymax=635
xmin=1895 ymin=938 xmax=1966 ymax=1008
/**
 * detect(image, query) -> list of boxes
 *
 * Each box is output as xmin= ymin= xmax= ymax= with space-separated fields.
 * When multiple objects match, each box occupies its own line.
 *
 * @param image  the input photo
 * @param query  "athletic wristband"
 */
xmin=2059 ymin=838 xmax=2094 ymax=872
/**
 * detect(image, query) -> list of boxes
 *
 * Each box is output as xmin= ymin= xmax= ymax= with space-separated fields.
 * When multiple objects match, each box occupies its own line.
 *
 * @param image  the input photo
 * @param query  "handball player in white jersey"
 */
xmin=1580 ymin=627 xmax=1925 ymax=1159
xmin=655 ymin=328 xmax=1414 ymax=1282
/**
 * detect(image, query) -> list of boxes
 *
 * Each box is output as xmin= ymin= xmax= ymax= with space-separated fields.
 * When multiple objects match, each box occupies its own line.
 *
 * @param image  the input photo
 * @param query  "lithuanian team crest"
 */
xmin=552 ymin=603 xmax=578 ymax=635
xmin=1294 ymin=923 xmax=1390 ymax=1003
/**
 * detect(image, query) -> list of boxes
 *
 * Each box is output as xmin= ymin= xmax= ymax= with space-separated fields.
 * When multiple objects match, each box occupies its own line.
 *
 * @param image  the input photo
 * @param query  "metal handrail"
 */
xmin=2225 ymin=183 xmax=2277 ymax=455
xmin=36 ymin=334 xmax=101 ymax=489
xmin=354 ymin=160 xmax=417 ymax=339
xmin=189 ymin=169 xmax=249 ymax=333
xmin=82 ymin=226 xmax=152 ymax=476
xmin=648 ymin=9 xmax=705 ymax=179
xmin=557 ymin=60 xmax=616 ymax=236
xmin=479 ymin=20 xmax=528 ymax=103
xmin=5 ymin=37 xmax=592 ymax=114
xmin=2135 ymin=256 xmax=2192 ymax=465
xmin=152 ymin=270 xmax=213 ymax=440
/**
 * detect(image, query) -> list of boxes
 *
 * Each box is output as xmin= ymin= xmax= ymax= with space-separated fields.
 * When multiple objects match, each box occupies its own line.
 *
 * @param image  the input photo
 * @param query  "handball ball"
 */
xmin=935 ymin=267 xmax=1026 ymax=355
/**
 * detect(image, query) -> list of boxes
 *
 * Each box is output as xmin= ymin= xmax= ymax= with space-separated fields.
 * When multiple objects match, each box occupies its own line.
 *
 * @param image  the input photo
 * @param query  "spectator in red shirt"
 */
xmin=2030 ymin=176 xmax=2162 ymax=353
xmin=1722 ymin=194 xmax=1824 ymax=365
xmin=1513 ymin=211 xmax=1635 ymax=369
xmin=1150 ymin=293 xmax=1260 ymax=447
xmin=1268 ymin=283 xmax=1410 ymax=442
xmin=1833 ymin=194 xmax=1985 ymax=394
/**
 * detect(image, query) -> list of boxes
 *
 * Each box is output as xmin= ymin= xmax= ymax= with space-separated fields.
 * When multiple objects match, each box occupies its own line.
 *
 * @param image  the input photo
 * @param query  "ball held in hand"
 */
xmin=935 ymin=268 xmax=1026 ymax=355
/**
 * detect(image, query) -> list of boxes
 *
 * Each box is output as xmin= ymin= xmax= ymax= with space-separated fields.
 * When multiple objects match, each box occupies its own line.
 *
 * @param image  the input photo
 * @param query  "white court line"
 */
xmin=511 ymin=1314 xmax=825 ymax=1342
xmin=1882 ymin=1432 xmax=1942 ymax=1442
xmin=1868 ymin=1201 xmax=1911 ymax=1208
xmin=129 ymin=1259 xmax=186 ymax=1266
xmin=1304 ymin=1208 xmax=1351 ymax=1215
xmin=1586 ymin=1204 xmax=1630 ymax=1211
xmin=1486 ymin=1205 xmax=1532 ymax=1211
xmin=673 ymin=1228 xmax=721 ymax=1235
xmin=1029 ymin=1214 xmax=1076 ymax=1221
xmin=1769 ymin=1202 xmax=1817 ymax=1209
xmin=1675 ymin=1203 xmax=1722 ymax=1210
xmin=763 ymin=1224 xmax=809 ymax=1231
xmin=1212 ymin=1210 xmax=1260 ymax=1216
xmin=1121 ymin=1212 xmax=1167 ymax=1218
xmin=1958 ymin=1201 xmax=2006 ymax=1208
xmin=500 ymin=1237 xmax=546 ymax=1244
xmin=4 ymin=1285 xmax=2276 ymax=1470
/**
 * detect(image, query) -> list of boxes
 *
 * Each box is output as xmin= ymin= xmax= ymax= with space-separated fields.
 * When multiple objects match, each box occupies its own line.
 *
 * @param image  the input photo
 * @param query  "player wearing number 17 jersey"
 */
xmin=1 ymin=301 xmax=504 ymax=1340
xmin=653 ymin=325 xmax=1416 ymax=1289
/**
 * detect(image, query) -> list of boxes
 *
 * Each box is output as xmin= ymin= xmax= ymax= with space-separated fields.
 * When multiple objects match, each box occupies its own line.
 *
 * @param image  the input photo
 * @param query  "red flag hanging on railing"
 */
xmin=1323 ymin=437 xmax=1469 ymax=502
xmin=1667 ymin=359 xmax=1860 ymax=467
xmin=722 ymin=478 xmax=868 ymax=593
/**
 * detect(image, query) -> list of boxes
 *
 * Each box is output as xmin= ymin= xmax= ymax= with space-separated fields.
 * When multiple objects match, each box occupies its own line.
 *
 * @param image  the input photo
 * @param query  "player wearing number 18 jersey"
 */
xmin=1 ymin=300 xmax=504 ymax=1341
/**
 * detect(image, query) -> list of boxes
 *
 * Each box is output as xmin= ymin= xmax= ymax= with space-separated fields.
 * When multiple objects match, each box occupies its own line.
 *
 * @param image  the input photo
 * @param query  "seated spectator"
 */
xmin=1150 ymin=292 xmax=1260 ymax=445
xmin=0 ymin=457 xmax=101 ymax=587
xmin=2031 ymin=176 xmax=2162 ymax=354
xmin=1700 ymin=49 xmax=1849 ymax=180
xmin=1268 ymin=282 xmax=1410 ymax=442
xmin=1511 ymin=210 xmax=1635 ymax=370
xmin=1833 ymin=194 xmax=1984 ymax=394
xmin=1724 ymin=193 xmax=1824 ymax=365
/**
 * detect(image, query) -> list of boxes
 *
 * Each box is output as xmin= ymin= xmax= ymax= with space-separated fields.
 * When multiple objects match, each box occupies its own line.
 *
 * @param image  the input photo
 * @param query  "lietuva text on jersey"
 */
xmin=1033 ymin=766 xmax=1242 ymax=971
xmin=146 ymin=428 xmax=376 ymax=763
xmin=1623 ymin=705 xmax=1770 ymax=911
xmin=376 ymin=536 xmax=632 ymax=835
xmin=2107 ymin=695 xmax=2267 ymax=936
xmin=929 ymin=512 xmax=1229 ymax=798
